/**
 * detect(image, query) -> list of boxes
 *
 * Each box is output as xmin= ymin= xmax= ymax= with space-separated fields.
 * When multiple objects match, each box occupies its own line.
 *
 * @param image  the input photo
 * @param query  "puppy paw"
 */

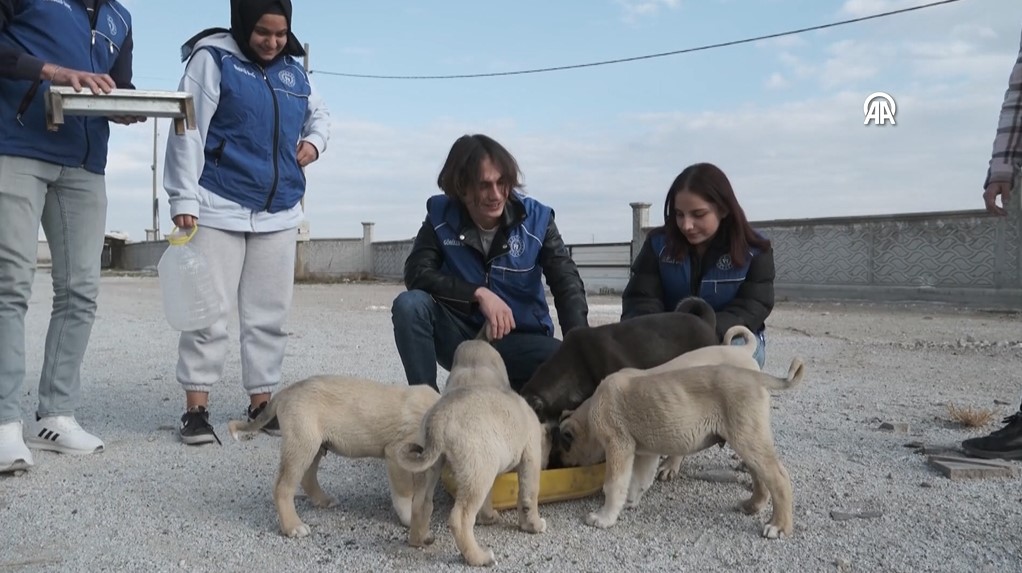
xmin=762 ymin=523 xmax=791 ymax=539
xmin=477 ymin=509 xmax=500 ymax=525
xmin=310 ymin=495 xmax=337 ymax=509
xmin=624 ymin=497 xmax=640 ymax=509
xmin=739 ymin=498 xmax=766 ymax=515
xmin=585 ymin=511 xmax=617 ymax=529
xmin=464 ymin=548 xmax=496 ymax=567
xmin=283 ymin=523 xmax=311 ymax=538
xmin=520 ymin=516 xmax=546 ymax=534
xmin=409 ymin=530 xmax=435 ymax=547
xmin=655 ymin=468 xmax=679 ymax=481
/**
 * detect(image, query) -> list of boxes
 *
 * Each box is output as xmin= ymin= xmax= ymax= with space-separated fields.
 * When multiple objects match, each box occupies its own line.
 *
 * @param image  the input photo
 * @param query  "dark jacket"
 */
xmin=0 ymin=0 xmax=134 ymax=174
xmin=621 ymin=227 xmax=775 ymax=340
xmin=404 ymin=193 xmax=589 ymax=335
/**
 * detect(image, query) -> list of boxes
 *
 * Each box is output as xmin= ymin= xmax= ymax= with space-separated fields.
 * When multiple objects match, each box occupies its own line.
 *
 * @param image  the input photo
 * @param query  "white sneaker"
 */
xmin=25 ymin=415 xmax=105 ymax=455
xmin=0 ymin=421 xmax=34 ymax=473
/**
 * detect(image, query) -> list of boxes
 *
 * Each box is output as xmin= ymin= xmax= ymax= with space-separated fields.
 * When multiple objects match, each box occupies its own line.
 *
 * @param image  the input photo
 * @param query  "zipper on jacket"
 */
xmin=212 ymin=139 xmax=226 ymax=166
xmin=83 ymin=6 xmax=101 ymax=167
xmin=261 ymin=70 xmax=281 ymax=211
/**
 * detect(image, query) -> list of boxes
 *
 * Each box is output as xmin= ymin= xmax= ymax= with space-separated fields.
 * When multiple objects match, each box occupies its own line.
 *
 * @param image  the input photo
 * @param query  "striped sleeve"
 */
xmin=986 ymin=31 xmax=1022 ymax=188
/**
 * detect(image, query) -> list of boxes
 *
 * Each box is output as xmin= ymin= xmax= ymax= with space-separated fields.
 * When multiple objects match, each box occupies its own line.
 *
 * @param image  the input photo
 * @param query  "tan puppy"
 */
xmin=227 ymin=376 xmax=440 ymax=538
xmin=396 ymin=340 xmax=547 ymax=567
xmin=581 ymin=359 xmax=805 ymax=539
xmin=558 ymin=325 xmax=761 ymax=477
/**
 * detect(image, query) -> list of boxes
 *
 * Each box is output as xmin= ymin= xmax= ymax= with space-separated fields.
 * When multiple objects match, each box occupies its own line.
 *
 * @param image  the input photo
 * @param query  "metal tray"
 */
xmin=45 ymin=86 xmax=196 ymax=134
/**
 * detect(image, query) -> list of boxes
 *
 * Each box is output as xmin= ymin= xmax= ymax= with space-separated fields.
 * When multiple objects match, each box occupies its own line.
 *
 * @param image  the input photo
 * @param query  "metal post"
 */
xmin=151 ymin=119 xmax=160 ymax=241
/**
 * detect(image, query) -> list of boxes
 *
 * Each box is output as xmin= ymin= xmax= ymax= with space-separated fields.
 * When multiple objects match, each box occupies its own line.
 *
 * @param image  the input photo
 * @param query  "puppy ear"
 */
xmin=558 ymin=427 xmax=574 ymax=450
xmin=525 ymin=394 xmax=545 ymax=418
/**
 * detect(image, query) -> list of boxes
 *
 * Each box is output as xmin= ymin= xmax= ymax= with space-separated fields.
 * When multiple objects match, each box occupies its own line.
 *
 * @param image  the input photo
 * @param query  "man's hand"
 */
xmin=475 ymin=287 xmax=515 ymax=340
xmin=297 ymin=141 xmax=319 ymax=167
xmin=173 ymin=214 xmax=197 ymax=229
xmin=44 ymin=63 xmax=116 ymax=95
xmin=983 ymin=181 xmax=1012 ymax=216
xmin=109 ymin=116 xmax=146 ymax=126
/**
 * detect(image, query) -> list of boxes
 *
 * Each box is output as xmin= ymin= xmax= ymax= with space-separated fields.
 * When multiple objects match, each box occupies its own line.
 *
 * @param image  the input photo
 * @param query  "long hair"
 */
xmin=661 ymin=162 xmax=770 ymax=266
xmin=437 ymin=134 xmax=523 ymax=202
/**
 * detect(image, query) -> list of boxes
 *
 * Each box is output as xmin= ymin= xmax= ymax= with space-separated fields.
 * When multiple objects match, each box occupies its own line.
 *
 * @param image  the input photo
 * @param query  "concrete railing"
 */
xmin=113 ymin=181 xmax=1022 ymax=310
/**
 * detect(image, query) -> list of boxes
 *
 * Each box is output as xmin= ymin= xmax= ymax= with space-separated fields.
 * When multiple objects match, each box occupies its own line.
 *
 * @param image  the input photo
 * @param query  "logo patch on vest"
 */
xmin=278 ymin=70 xmax=296 ymax=88
xmin=716 ymin=254 xmax=734 ymax=271
xmin=507 ymin=235 xmax=525 ymax=258
xmin=107 ymin=14 xmax=118 ymax=36
xmin=442 ymin=238 xmax=463 ymax=247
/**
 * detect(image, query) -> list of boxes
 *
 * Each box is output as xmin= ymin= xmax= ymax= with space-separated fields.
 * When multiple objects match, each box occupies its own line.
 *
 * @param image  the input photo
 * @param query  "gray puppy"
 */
xmin=520 ymin=297 xmax=719 ymax=423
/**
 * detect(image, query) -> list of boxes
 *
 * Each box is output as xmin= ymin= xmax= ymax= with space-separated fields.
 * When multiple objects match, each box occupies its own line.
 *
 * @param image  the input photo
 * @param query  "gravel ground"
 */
xmin=2 ymin=273 xmax=1021 ymax=573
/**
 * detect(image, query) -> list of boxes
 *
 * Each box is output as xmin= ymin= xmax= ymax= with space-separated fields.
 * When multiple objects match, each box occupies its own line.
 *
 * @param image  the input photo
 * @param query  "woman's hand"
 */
xmin=173 ymin=215 xmax=197 ymax=229
xmin=296 ymin=141 xmax=319 ymax=167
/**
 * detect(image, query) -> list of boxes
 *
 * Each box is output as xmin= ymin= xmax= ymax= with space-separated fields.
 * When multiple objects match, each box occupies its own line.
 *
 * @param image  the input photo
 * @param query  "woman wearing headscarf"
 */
xmin=163 ymin=0 xmax=330 ymax=445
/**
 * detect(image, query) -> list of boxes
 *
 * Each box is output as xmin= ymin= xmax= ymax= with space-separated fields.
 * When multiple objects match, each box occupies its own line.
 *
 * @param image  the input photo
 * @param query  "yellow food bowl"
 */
xmin=441 ymin=463 xmax=606 ymax=510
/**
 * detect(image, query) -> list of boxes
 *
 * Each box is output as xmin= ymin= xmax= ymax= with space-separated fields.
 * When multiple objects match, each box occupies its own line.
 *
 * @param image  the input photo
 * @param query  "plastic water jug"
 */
xmin=157 ymin=226 xmax=221 ymax=331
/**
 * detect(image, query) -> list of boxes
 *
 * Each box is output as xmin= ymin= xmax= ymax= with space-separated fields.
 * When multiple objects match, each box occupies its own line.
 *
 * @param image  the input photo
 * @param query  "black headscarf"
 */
xmin=181 ymin=0 xmax=305 ymax=64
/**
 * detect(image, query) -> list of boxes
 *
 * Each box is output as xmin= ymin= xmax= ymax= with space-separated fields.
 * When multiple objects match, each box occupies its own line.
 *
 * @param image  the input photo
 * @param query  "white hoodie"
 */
xmin=163 ymin=32 xmax=330 ymax=233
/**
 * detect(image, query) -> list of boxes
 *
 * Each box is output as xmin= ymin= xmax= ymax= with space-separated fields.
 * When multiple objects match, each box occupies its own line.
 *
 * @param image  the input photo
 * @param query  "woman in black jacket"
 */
xmin=621 ymin=162 xmax=774 ymax=367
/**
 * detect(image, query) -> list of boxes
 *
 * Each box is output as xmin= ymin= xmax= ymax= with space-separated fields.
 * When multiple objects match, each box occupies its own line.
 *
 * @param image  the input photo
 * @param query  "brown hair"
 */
xmin=661 ymin=162 xmax=770 ymax=266
xmin=437 ymin=134 xmax=523 ymax=202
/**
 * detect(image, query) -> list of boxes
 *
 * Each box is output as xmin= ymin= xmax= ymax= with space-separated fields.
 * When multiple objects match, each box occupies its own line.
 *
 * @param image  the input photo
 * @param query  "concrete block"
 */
xmin=927 ymin=455 xmax=1018 ymax=480
xmin=879 ymin=421 xmax=910 ymax=433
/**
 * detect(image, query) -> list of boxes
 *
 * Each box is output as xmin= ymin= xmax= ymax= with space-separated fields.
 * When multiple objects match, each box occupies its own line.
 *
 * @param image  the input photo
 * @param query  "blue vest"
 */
xmin=195 ymin=46 xmax=310 ymax=213
xmin=652 ymin=233 xmax=765 ymax=335
xmin=0 ymin=0 xmax=131 ymax=174
xmin=426 ymin=194 xmax=555 ymax=336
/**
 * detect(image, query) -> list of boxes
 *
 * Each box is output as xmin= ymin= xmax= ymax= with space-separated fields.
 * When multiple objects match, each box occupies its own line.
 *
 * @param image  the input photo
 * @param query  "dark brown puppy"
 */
xmin=519 ymin=297 xmax=718 ymax=423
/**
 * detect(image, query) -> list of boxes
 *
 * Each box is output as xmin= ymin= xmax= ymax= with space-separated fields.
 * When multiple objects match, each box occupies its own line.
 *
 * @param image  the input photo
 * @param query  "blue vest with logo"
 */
xmin=426 ymin=194 xmax=555 ymax=336
xmin=651 ymin=232 xmax=764 ymax=335
xmin=0 ymin=0 xmax=131 ymax=174
xmin=195 ymin=46 xmax=310 ymax=213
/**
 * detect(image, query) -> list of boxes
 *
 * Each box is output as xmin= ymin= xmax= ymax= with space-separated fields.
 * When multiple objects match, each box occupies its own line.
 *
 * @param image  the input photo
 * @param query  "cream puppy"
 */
xmin=228 ymin=375 xmax=440 ymax=538
xmin=558 ymin=325 xmax=761 ymax=476
xmin=396 ymin=340 xmax=547 ymax=567
xmin=579 ymin=359 xmax=805 ymax=539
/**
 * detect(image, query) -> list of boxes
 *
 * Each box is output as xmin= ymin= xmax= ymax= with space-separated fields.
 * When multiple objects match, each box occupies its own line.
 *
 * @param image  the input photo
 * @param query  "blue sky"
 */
xmin=102 ymin=0 xmax=1022 ymax=244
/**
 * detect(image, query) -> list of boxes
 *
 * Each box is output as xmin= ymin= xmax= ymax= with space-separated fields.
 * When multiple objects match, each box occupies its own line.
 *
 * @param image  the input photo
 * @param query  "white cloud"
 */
xmin=839 ymin=0 xmax=934 ymax=18
xmin=765 ymin=72 xmax=789 ymax=89
xmin=616 ymin=0 xmax=681 ymax=23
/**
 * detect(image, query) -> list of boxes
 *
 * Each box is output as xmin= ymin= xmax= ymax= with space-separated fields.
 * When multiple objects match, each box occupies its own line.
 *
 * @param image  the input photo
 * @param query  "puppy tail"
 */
xmin=674 ymin=296 xmax=716 ymax=333
xmin=722 ymin=325 xmax=758 ymax=358
xmin=226 ymin=398 xmax=279 ymax=442
xmin=761 ymin=357 xmax=806 ymax=391
xmin=395 ymin=432 xmax=443 ymax=474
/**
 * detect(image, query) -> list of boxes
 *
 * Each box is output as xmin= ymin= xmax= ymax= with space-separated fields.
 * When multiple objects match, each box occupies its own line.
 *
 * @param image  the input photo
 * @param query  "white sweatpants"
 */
xmin=176 ymin=226 xmax=296 ymax=397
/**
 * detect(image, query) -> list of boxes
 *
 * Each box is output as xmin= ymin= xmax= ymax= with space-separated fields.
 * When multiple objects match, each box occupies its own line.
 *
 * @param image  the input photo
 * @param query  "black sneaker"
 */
xmin=179 ymin=406 xmax=221 ymax=446
xmin=962 ymin=412 xmax=1022 ymax=460
xmin=247 ymin=401 xmax=280 ymax=436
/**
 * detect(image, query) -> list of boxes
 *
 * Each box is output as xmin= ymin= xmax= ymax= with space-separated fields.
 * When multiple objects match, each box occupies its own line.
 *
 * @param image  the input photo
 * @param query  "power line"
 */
xmin=310 ymin=0 xmax=963 ymax=80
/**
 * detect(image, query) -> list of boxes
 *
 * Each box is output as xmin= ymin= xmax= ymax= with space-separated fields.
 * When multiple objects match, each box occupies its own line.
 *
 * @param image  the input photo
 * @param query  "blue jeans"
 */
xmin=391 ymin=289 xmax=561 ymax=392
xmin=730 ymin=330 xmax=767 ymax=368
xmin=0 ymin=156 xmax=107 ymax=424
